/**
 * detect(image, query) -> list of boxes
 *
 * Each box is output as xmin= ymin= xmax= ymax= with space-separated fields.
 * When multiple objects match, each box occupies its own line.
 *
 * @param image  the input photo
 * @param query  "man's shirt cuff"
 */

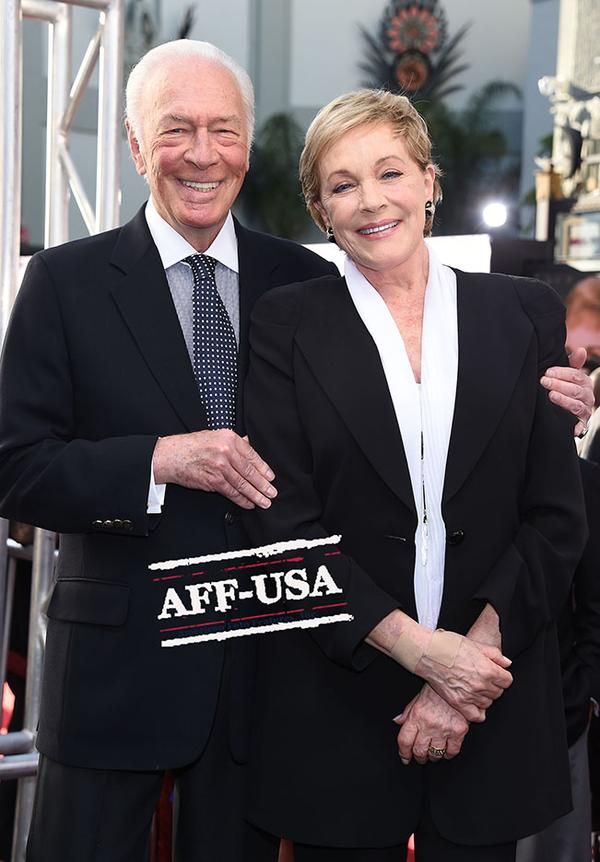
xmin=147 ymin=462 xmax=166 ymax=514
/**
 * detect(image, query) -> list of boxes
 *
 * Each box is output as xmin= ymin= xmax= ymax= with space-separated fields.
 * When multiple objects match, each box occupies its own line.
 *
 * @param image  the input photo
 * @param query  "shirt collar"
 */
xmin=144 ymin=197 xmax=239 ymax=273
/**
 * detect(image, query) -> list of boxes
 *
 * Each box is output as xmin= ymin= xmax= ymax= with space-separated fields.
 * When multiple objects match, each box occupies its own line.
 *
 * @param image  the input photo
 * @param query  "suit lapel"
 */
xmin=443 ymin=271 xmax=533 ymax=504
xmin=235 ymin=219 xmax=278 ymax=384
xmin=295 ymin=280 xmax=416 ymax=513
xmin=109 ymin=207 xmax=208 ymax=431
xmin=235 ymin=219 xmax=280 ymax=431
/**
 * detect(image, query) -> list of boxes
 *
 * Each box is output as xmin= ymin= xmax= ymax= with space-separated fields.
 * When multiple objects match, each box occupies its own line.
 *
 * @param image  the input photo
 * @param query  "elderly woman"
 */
xmin=243 ymin=90 xmax=588 ymax=862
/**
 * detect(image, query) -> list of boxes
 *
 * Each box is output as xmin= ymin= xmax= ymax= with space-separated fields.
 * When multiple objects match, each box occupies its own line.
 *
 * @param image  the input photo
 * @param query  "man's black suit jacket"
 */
xmin=243 ymin=271 xmax=587 ymax=847
xmin=0 ymin=206 xmax=337 ymax=770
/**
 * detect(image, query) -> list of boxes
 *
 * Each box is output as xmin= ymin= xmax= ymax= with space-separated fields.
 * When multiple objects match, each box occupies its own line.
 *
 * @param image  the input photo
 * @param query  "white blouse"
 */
xmin=344 ymin=248 xmax=458 ymax=629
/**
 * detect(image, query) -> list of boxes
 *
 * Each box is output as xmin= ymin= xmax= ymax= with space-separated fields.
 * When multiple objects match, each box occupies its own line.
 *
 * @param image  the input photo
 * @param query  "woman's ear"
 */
xmin=314 ymin=200 xmax=329 ymax=232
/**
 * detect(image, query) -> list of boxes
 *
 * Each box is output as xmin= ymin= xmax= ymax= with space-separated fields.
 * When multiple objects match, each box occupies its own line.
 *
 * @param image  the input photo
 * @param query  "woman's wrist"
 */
xmin=368 ymin=611 xmax=456 ymax=673
xmin=368 ymin=612 xmax=471 ymax=676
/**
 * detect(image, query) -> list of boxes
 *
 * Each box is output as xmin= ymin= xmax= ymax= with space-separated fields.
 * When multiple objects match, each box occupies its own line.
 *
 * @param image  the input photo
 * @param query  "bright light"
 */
xmin=482 ymin=202 xmax=508 ymax=228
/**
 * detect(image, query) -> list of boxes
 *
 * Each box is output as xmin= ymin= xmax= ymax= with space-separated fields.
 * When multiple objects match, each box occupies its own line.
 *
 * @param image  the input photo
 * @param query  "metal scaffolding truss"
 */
xmin=0 ymin=2 xmax=124 ymax=858
xmin=0 ymin=0 xmax=124 ymax=337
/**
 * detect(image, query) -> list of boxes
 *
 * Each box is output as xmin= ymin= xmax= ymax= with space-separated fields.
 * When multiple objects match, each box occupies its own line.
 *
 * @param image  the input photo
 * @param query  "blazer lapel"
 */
xmin=109 ymin=207 xmax=208 ymax=431
xmin=295 ymin=280 xmax=416 ymax=514
xmin=443 ymin=271 xmax=533 ymax=504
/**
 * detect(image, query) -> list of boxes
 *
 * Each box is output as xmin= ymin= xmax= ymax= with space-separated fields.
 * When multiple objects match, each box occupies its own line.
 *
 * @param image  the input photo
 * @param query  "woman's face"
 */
xmin=316 ymin=122 xmax=435 ymax=279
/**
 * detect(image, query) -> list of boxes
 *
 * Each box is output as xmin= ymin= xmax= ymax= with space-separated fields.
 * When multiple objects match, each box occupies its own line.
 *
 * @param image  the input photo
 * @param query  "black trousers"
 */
xmin=245 ymin=823 xmax=517 ymax=862
xmin=26 ymin=661 xmax=246 ymax=862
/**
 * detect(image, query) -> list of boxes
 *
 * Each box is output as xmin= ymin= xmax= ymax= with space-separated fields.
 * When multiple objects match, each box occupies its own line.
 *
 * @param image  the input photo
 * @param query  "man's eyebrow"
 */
xmin=158 ymin=113 xmax=190 ymax=126
xmin=209 ymin=115 xmax=243 ymax=128
xmin=157 ymin=113 xmax=243 ymax=128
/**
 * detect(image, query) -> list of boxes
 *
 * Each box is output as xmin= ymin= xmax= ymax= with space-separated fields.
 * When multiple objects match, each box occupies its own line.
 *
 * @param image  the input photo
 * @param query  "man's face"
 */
xmin=127 ymin=58 xmax=250 ymax=251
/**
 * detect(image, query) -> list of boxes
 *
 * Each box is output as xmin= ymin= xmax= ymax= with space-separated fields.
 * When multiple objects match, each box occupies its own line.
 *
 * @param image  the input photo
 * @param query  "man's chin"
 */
xmin=173 ymin=211 xmax=228 ymax=249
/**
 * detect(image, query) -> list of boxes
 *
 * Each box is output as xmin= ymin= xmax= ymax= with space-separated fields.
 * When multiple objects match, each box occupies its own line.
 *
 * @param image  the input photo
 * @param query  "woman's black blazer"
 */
xmin=243 ymin=270 xmax=587 ymax=848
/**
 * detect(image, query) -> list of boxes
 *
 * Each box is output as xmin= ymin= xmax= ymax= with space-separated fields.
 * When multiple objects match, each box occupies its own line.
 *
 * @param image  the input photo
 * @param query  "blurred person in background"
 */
xmin=517 ymin=457 xmax=600 ymax=862
xmin=565 ymin=276 xmax=600 ymax=360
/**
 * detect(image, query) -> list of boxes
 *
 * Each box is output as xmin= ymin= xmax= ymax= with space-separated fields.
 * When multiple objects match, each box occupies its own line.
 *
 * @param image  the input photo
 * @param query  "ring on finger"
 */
xmin=427 ymin=745 xmax=446 ymax=759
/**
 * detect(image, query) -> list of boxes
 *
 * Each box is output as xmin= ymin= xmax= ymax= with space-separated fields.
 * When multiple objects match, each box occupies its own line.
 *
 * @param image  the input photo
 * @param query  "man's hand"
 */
xmin=395 ymin=684 xmax=470 ymax=764
xmin=541 ymin=347 xmax=593 ymax=436
xmin=152 ymin=430 xmax=277 ymax=509
xmin=415 ymin=637 xmax=512 ymax=723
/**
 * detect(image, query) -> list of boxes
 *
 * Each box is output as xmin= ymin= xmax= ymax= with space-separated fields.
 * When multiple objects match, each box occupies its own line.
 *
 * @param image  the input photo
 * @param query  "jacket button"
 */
xmin=92 ymin=520 xmax=103 ymax=528
xmin=224 ymin=512 xmax=235 ymax=525
xmin=103 ymin=520 xmax=114 ymax=529
xmin=447 ymin=530 xmax=465 ymax=546
xmin=113 ymin=519 xmax=123 ymax=529
xmin=122 ymin=520 xmax=133 ymax=531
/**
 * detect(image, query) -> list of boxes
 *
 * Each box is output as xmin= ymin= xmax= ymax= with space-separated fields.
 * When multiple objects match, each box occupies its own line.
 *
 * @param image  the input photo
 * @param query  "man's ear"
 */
xmin=126 ymin=120 xmax=147 ymax=177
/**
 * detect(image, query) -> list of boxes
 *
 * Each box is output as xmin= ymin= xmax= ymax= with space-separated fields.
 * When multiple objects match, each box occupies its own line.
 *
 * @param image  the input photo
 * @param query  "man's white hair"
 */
xmin=125 ymin=39 xmax=255 ymax=145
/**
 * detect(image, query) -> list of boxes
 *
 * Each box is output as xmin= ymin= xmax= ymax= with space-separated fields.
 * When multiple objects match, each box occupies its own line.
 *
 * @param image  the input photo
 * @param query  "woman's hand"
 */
xmin=467 ymin=602 xmax=502 ymax=649
xmin=394 ymin=684 xmax=470 ymax=764
xmin=367 ymin=609 xmax=512 ymax=722
xmin=415 ymin=637 xmax=512 ymax=723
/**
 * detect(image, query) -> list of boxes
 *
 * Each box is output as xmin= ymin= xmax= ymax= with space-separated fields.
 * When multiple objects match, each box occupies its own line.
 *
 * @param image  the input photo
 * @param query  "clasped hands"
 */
xmin=385 ymin=605 xmax=511 ymax=766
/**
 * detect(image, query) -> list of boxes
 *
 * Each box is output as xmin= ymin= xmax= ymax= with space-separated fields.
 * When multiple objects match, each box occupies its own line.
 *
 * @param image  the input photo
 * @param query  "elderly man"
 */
xmin=0 ymin=39 xmax=592 ymax=862
xmin=0 ymin=41 xmax=336 ymax=862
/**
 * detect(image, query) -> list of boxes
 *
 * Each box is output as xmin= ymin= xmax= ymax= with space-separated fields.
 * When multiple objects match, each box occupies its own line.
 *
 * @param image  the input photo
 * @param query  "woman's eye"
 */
xmin=332 ymin=182 xmax=353 ymax=194
xmin=382 ymin=170 xmax=402 ymax=180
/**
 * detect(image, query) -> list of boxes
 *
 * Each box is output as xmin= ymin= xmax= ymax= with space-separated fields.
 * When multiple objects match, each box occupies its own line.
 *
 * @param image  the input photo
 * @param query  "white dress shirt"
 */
xmin=144 ymin=199 xmax=240 ymax=513
xmin=344 ymin=247 xmax=458 ymax=629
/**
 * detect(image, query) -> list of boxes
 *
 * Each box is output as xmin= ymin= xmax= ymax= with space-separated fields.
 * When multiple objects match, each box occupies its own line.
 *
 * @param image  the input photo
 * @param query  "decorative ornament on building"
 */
xmin=360 ymin=0 xmax=469 ymax=101
xmin=385 ymin=3 xmax=444 ymax=56
xmin=124 ymin=0 xmax=196 ymax=73
xmin=393 ymin=52 xmax=431 ymax=91
xmin=539 ymin=76 xmax=600 ymax=197
xmin=124 ymin=0 xmax=158 ymax=72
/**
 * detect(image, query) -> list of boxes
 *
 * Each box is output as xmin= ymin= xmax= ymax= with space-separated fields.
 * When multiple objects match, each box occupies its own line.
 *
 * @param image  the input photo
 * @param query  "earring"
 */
xmin=425 ymin=200 xmax=435 ymax=214
xmin=326 ymin=225 xmax=336 ymax=244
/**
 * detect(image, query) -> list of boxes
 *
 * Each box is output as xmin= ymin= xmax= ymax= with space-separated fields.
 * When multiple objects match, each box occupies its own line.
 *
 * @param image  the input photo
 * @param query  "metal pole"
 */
xmin=11 ymin=529 xmax=56 ymax=862
xmin=44 ymin=3 xmax=71 ymax=249
xmin=0 ymin=0 xmax=23 ymax=339
xmin=59 ymin=143 xmax=97 ymax=233
xmin=22 ymin=0 xmax=60 ymax=21
xmin=0 ymin=754 xmax=39 ymax=780
xmin=0 ymin=536 xmax=16 ymax=699
xmin=60 ymin=0 xmax=111 ymax=8
xmin=0 ymin=730 xmax=35 ymax=757
xmin=96 ymin=0 xmax=124 ymax=231
xmin=1 ymin=1 xmax=125 ymax=855
xmin=0 ymin=541 xmax=34 ymax=759
xmin=61 ymin=26 xmax=102 ymax=134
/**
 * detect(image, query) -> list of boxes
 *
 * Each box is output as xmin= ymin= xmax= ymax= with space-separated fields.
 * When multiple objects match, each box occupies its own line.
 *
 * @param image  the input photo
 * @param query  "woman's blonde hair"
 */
xmin=299 ymin=89 xmax=442 ymax=237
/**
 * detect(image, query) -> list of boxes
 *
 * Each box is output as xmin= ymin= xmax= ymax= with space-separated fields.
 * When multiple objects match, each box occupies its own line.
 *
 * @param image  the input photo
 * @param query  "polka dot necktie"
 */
xmin=185 ymin=254 xmax=237 ymax=430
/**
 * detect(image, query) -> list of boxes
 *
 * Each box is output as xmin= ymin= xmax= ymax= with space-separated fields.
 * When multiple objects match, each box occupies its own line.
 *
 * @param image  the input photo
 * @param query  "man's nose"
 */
xmin=185 ymin=130 xmax=218 ymax=168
